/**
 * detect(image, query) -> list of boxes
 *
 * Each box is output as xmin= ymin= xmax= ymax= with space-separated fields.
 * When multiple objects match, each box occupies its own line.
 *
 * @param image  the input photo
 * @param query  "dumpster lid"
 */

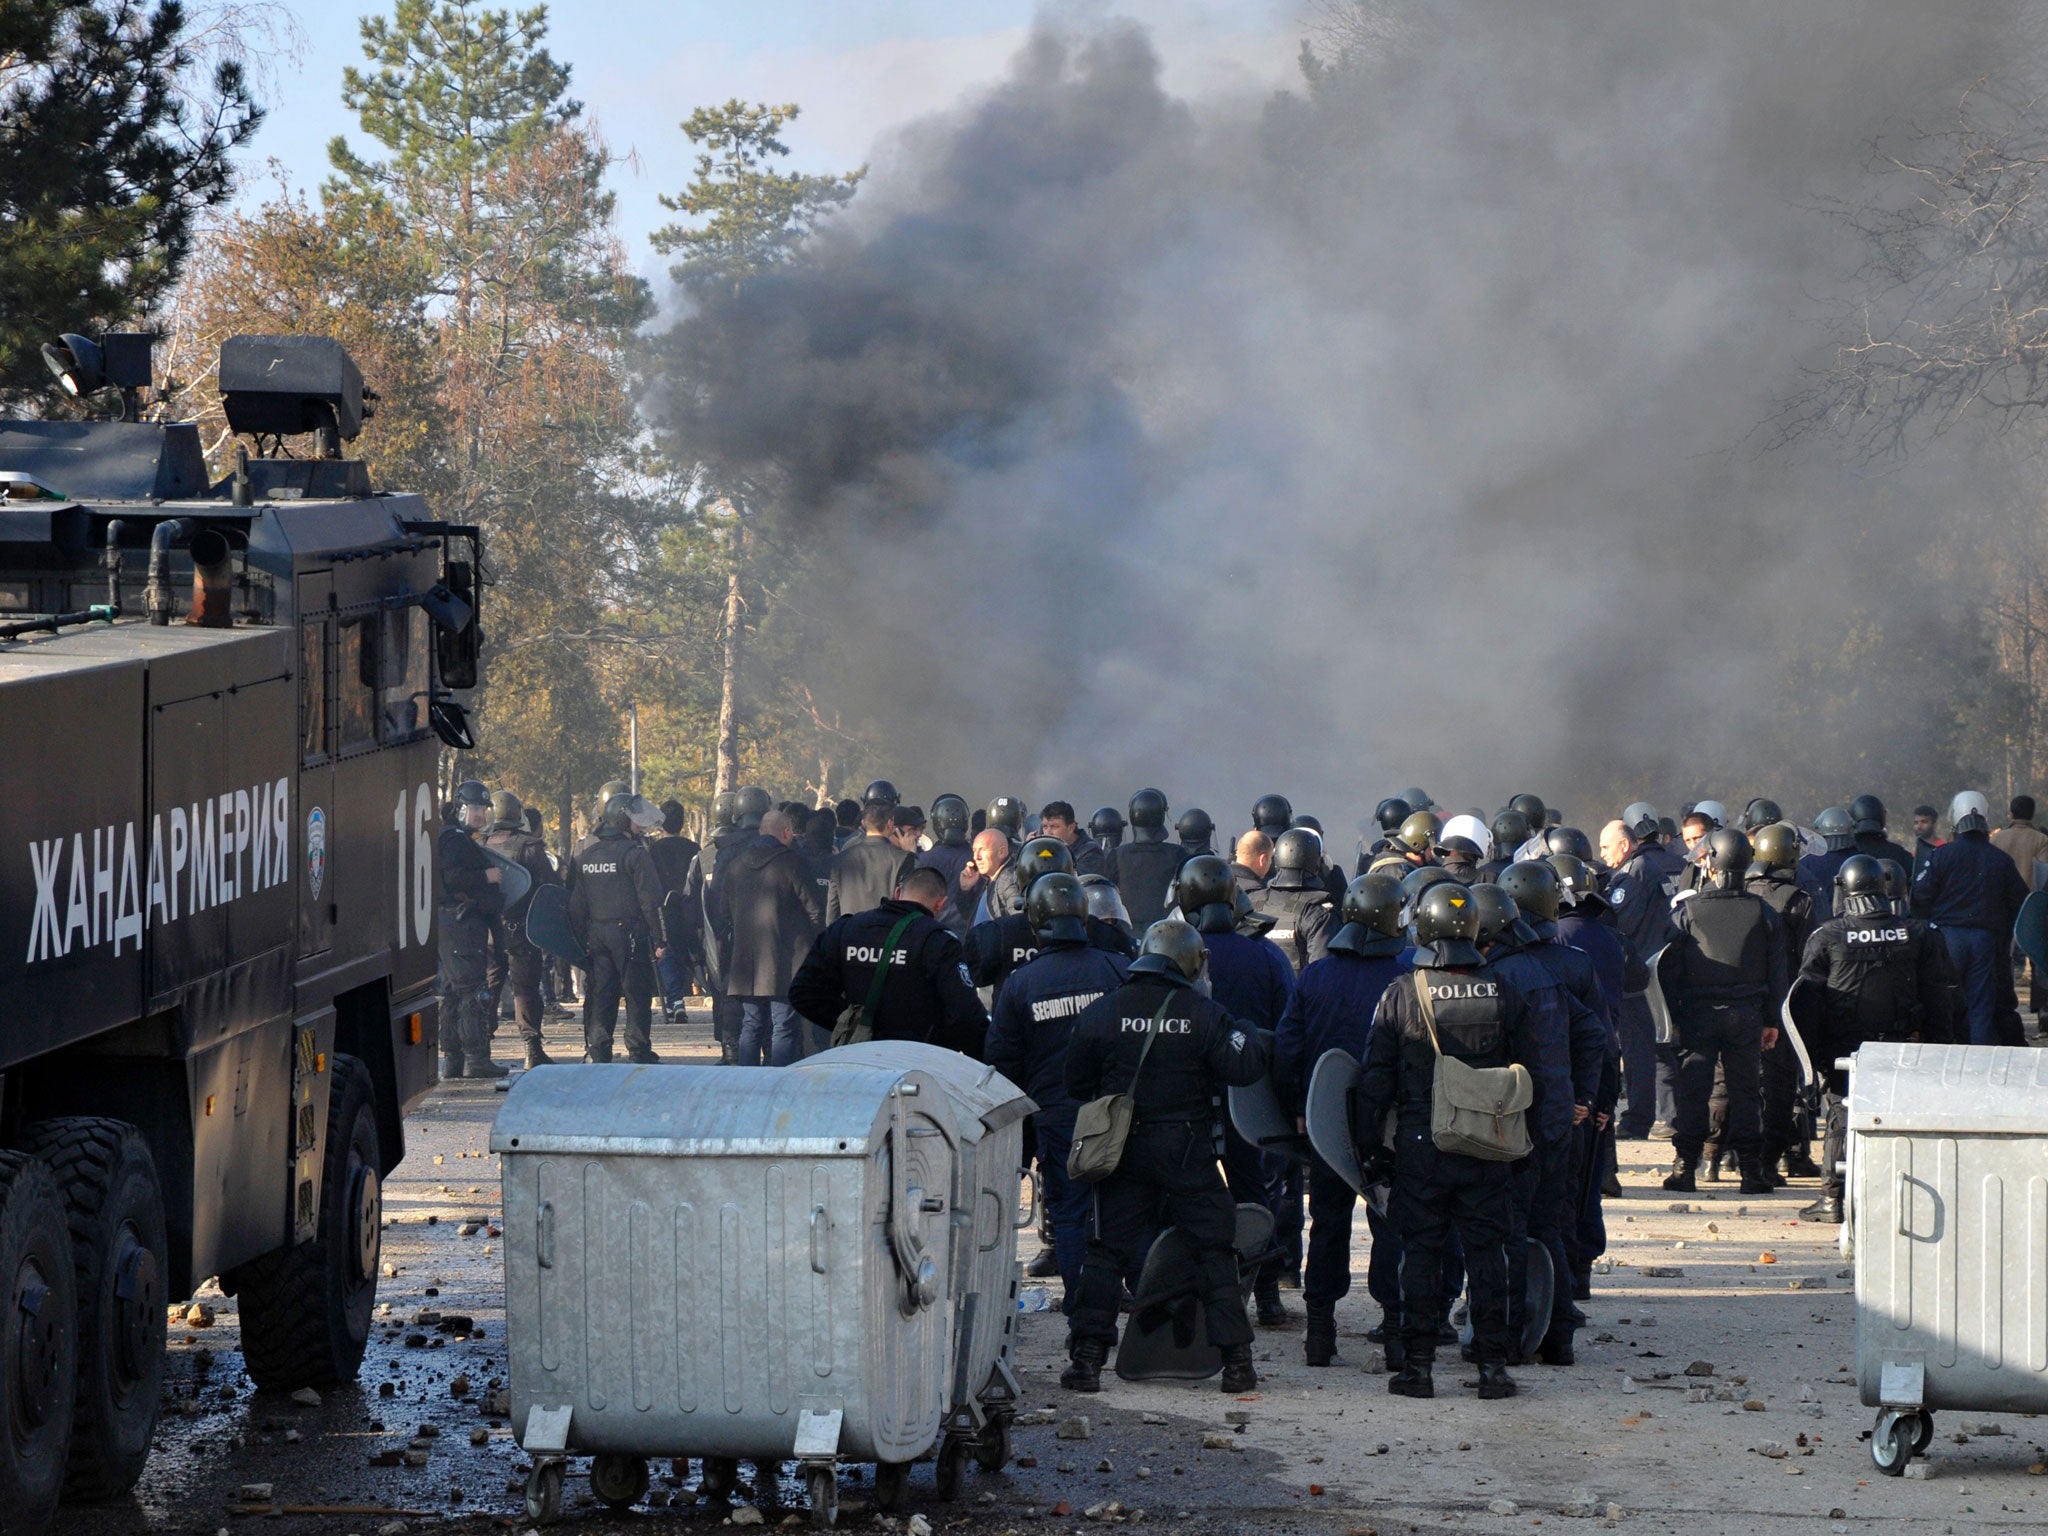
xmin=1846 ymin=1042 xmax=2048 ymax=1135
xmin=488 ymin=1062 xmax=957 ymax=1156
xmin=796 ymin=1042 xmax=1037 ymax=1140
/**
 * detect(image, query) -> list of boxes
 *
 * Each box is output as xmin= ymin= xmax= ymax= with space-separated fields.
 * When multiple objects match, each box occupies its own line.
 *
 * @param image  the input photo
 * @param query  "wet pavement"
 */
xmin=67 ymin=1001 xmax=2048 ymax=1536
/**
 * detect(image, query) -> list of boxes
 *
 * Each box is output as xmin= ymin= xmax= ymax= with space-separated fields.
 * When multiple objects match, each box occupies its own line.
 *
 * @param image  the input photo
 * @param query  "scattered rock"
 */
xmin=1488 ymin=1497 xmax=1519 ymax=1515
xmin=414 ymin=1424 xmax=440 ymax=1439
xmin=470 ymin=1426 xmax=490 ymax=1446
xmin=905 ymin=1517 xmax=931 ymax=1536
xmin=1557 ymin=1489 xmax=1599 ymax=1518
xmin=1641 ymin=1266 xmax=1683 ymax=1278
xmin=450 ymin=1374 xmax=471 ymax=1399
xmin=283 ymin=1429 xmax=301 ymax=1444
xmin=368 ymin=1450 xmax=403 ymax=1468
xmin=458 ymin=1222 xmax=482 ymax=1236
xmin=186 ymin=1303 xmax=215 ymax=1327
xmin=1961 ymin=1420 xmax=2006 ymax=1436
xmin=1015 ymin=1455 xmax=1038 ymax=1468
xmin=1829 ymin=1509 xmax=1847 ymax=1519
xmin=378 ymin=1523 xmax=408 ymax=1536
xmin=1789 ymin=1277 xmax=1826 ymax=1291
xmin=1223 ymin=1410 xmax=1251 ymax=1426
xmin=1014 ymin=1409 xmax=1056 ymax=1426
xmin=1140 ymin=1413 xmax=1167 ymax=1426
xmin=402 ymin=1450 xmax=429 ymax=1468
xmin=1605 ymin=1504 xmax=1625 ymax=1520
xmin=1634 ymin=1315 xmax=1656 ymax=1326
xmin=1903 ymin=1462 xmax=1934 ymax=1480
xmin=433 ymin=1155 xmax=445 ymax=1165
xmin=1798 ymin=1385 xmax=1816 ymax=1402
xmin=1057 ymin=1416 xmax=1092 ymax=1441
xmin=1684 ymin=1361 xmax=1715 ymax=1377
xmin=381 ymin=1262 xmax=400 ymax=1278
xmin=436 ymin=1315 xmax=476 ymax=1334
xmin=1666 ymin=1202 xmax=1690 ymax=1213
xmin=237 ymin=1483 xmax=274 ymax=1502
xmin=1096 ymin=1459 xmax=1114 ymax=1473
xmin=1201 ymin=1434 xmax=1237 ymax=1451
xmin=290 ymin=1387 xmax=321 ymax=1407
xmin=488 ymin=1389 xmax=511 ymax=1415
xmin=1758 ymin=1251 xmax=1778 ymax=1264
xmin=1619 ymin=1377 xmax=1637 ymax=1395
xmin=1754 ymin=1442 xmax=1788 ymax=1459
xmin=731 ymin=1505 xmax=765 ymax=1525
xmin=1743 ymin=1400 xmax=1766 ymax=1412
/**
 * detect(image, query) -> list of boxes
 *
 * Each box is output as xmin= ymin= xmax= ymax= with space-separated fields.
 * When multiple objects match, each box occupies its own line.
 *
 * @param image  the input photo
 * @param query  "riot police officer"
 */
xmin=1274 ymin=875 xmax=1409 ymax=1367
xmin=788 ymin=866 xmax=987 ymax=1054
xmin=1089 ymin=806 xmax=1126 ymax=853
xmin=963 ymin=838 xmax=1133 ymax=991
xmin=439 ymin=781 xmax=506 ymax=1079
xmin=862 ymin=778 xmax=900 ymax=810
xmin=1177 ymin=807 xmax=1217 ymax=856
xmin=570 ymin=793 xmax=668 ymax=1063
xmin=1251 ymin=794 xmax=1294 ymax=841
xmin=917 ymin=794 xmax=975 ymax=934
xmin=1061 ymin=921 xmax=1270 ymax=1395
xmin=1796 ymin=806 xmax=1856 ymax=919
xmin=1482 ymin=810 xmax=1530 ymax=880
xmin=1357 ymin=797 xmax=1413 ymax=874
xmin=1353 ymin=882 xmax=1538 ymax=1400
xmin=1848 ymin=794 xmax=1915 ymax=872
xmin=1366 ymin=812 xmax=1441 ymax=878
xmin=987 ymin=795 xmax=1028 ymax=847
xmin=1746 ymin=824 xmax=1818 ymax=1180
xmin=1659 ymin=830 xmax=1787 ymax=1194
xmin=1109 ymin=788 xmax=1191 ymax=929
xmin=1792 ymin=855 xmax=1956 ymax=1221
xmin=1252 ymin=827 xmax=1337 ymax=973
xmin=1913 ymin=790 xmax=2030 ymax=1046
xmin=1603 ymin=804 xmax=1687 ymax=1139
xmin=484 ymin=790 xmax=559 ymax=1068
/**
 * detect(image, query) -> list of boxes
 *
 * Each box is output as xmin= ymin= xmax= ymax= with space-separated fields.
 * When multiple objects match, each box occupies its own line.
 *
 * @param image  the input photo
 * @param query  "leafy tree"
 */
xmin=0 ymin=0 xmax=260 ymax=398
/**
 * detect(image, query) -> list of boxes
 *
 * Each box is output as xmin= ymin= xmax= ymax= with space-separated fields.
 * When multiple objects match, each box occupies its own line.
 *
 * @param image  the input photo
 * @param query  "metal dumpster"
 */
xmin=796 ymin=1042 xmax=1035 ymax=1496
xmin=1846 ymin=1042 xmax=2048 ymax=1474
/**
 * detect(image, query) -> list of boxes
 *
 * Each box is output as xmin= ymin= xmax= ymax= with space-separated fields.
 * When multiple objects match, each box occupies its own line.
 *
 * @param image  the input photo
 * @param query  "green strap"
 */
xmin=858 ymin=912 xmax=920 ymax=1022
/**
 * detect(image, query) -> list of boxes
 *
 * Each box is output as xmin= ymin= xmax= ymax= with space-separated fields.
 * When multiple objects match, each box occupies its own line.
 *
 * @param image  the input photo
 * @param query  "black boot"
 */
xmin=1738 ymin=1157 xmax=1775 ymax=1196
xmin=1782 ymin=1146 xmax=1823 ymax=1179
xmin=1026 ymin=1247 xmax=1059 ymax=1279
xmin=1661 ymin=1157 xmax=1697 ymax=1193
xmin=1800 ymin=1193 xmax=1844 ymax=1224
xmin=1388 ymin=1360 xmax=1434 ymax=1398
xmin=524 ymin=1042 xmax=556 ymax=1068
xmin=1219 ymin=1344 xmax=1257 ymax=1394
xmin=1255 ymin=1288 xmax=1287 ymax=1327
xmin=1383 ymin=1331 xmax=1407 ymax=1371
xmin=1061 ymin=1343 xmax=1105 ymax=1393
xmin=1537 ymin=1327 xmax=1576 ymax=1366
xmin=1305 ymin=1305 xmax=1337 ymax=1368
xmin=1476 ymin=1361 xmax=1518 ymax=1399
xmin=1703 ymin=1151 xmax=1723 ymax=1184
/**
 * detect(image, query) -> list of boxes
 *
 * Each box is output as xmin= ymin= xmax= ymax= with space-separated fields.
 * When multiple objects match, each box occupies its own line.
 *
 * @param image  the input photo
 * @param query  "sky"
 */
xmin=238 ymin=0 xmax=1305 ymax=267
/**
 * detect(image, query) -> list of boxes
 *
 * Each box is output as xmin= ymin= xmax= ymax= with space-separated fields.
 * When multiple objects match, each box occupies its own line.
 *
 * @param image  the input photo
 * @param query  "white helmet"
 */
xmin=1692 ymin=800 xmax=1729 ymax=828
xmin=1950 ymin=790 xmax=1991 ymax=835
xmin=1439 ymin=813 xmax=1493 ymax=861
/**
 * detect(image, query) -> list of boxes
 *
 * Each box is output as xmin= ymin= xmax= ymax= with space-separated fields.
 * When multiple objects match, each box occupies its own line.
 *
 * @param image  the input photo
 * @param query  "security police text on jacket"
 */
xmin=788 ymin=867 xmax=989 ymax=1055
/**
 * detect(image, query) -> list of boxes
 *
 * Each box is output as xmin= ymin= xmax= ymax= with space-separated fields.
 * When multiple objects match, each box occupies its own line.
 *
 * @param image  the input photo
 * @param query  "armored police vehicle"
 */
xmin=0 ymin=333 xmax=480 ymax=1522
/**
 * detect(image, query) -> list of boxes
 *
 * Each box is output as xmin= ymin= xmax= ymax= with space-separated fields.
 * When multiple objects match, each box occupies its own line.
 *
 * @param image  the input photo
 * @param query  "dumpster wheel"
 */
xmin=699 ymin=1455 xmax=739 ymax=1501
xmin=873 ymin=1459 xmax=909 ymax=1512
xmin=592 ymin=1452 xmax=649 ymax=1510
xmin=1872 ymin=1408 xmax=1928 ymax=1475
xmin=805 ymin=1463 xmax=838 ymax=1527
xmin=935 ymin=1437 xmax=970 ymax=1500
xmin=974 ymin=1414 xmax=1011 ymax=1471
xmin=524 ymin=1459 xmax=563 ymax=1522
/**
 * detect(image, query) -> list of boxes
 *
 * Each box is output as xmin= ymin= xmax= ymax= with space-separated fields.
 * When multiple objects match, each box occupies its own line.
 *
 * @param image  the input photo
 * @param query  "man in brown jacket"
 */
xmin=1991 ymin=796 xmax=2048 ymax=891
xmin=719 ymin=809 xmax=826 ymax=1064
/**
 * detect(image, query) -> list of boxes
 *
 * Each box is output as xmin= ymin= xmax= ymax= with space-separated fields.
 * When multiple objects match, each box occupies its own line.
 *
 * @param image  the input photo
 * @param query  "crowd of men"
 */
xmin=434 ymin=772 xmax=2046 ymax=1402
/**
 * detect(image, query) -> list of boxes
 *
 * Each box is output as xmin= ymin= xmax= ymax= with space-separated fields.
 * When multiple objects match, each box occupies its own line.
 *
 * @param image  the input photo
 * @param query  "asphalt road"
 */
xmin=61 ymin=999 xmax=2048 ymax=1536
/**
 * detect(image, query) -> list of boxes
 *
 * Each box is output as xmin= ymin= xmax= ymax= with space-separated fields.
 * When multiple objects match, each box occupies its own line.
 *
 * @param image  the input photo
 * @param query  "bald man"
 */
xmin=1233 ymin=830 xmax=1274 ymax=902
xmin=958 ymin=828 xmax=1017 ymax=926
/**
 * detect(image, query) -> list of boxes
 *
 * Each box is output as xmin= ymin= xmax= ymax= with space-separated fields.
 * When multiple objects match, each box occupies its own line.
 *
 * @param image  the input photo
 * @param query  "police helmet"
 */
xmin=1658 ymin=816 xmax=1680 ymax=842
xmin=1016 ymin=835 xmax=1074 ymax=894
xmin=1499 ymin=858 xmax=1563 ymax=923
xmin=1491 ymin=808 xmax=1532 ymax=854
xmin=1398 ymin=786 xmax=1435 ymax=813
xmin=1399 ymin=863 xmax=1455 ymax=904
xmin=1813 ymin=805 xmax=1853 ymax=851
xmin=1878 ymin=858 xmax=1910 ymax=913
xmin=1251 ymin=793 xmax=1294 ymax=835
xmin=988 ymin=796 xmax=1027 ymax=836
xmin=1078 ymin=873 xmax=1133 ymax=933
xmin=598 ymin=779 xmax=630 ymax=803
xmin=454 ymin=779 xmax=491 ymax=808
xmin=1834 ymin=853 xmax=1887 ymax=915
xmin=1393 ymin=810 xmax=1442 ymax=856
xmin=601 ymin=792 xmax=636 ymax=832
xmin=1089 ymin=806 xmax=1126 ymax=847
xmin=1129 ymin=918 xmax=1207 ymax=982
xmin=1176 ymin=854 xmax=1238 ymax=934
xmin=1848 ymin=794 xmax=1886 ymax=836
xmin=1742 ymin=797 xmax=1783 ymax=832
xmin=1128 ymin=788 xmax=1169 ymax=831
xmin=625 ymin=793 xmax=664 ymax=832
xmin=1467 ymin=883 xmax=1525 ymax=948
xmin=930 ymin=794 xmax=970 ymax=846
xmin=1622 ymin=801 xmax=1662 ymax=841
xmin=1546 ymin=852 xmax=1604 ymax=907
xmin=1436 ymin=834 xmax=1484 ymax=863
xmin=713 ymin=789 xmax=739 ymax=828
xmin=487 ymin=788 xmax=523 ymax=827
xmin=1026 ymin=872 xmax=1090 ymax=944
xmin=1544 ymin=825 xmax=1593 ymax=862
xmin=1751 ymin=822 xmax=1802 ymax=872
xmin=1508 ymin=792 xmax=1547 ymax=831
xmin=1176 ymin=807 xmax=1215 ymax=847
xmin=1328 ymin=873 xmax=1405 ymax=955
xmin=1705 ymin=827 xmax=1753 ymax=881
xmin=735 ymin=785 xmax=772 ymax=829
xmin=1950 ymin=790 xmax=1991 ymax=835
xmin=1293 ymin=813 xmax=1324 ymax=834
xmin=1412 ymin=882 xmax=1484 ymax=968
xmin=1692 ymin=799 xmax=1729 ymax=829
xmin=1270 ymin=826 xmax=1325 ymax=888
xmin=863 ymin=779 xmax=901 ymax=808
xmin=1375 ymin=797 xmax=1414 ymax=833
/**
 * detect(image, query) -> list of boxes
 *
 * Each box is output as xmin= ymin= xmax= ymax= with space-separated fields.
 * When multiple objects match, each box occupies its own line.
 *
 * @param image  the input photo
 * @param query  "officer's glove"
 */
xmin=1360 ymin=1145 xmax=1395 ymax=1189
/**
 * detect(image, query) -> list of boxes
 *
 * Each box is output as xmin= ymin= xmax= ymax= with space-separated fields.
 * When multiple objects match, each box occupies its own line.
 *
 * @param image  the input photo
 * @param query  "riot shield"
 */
xmin=1304 ymin=1048 xmax=1366 ymax=1194
xmin=524 ymin=883 xmax=588 ymax=970
xmin=1779 ymin=975 xmax=1818 ymax=1088
xmin=1227 ymin=1036 xmax=1307 ymax=1161
xmin=478 ymin=842 xmax=533 ymax=915
xmin=1646 ymin=945 xmax=1676 ymax=1045
xmin=1114 ymin=1205 xmax=1275 ymax=1383
xmin=2016 ymin=889 xmax=2048 ymax=976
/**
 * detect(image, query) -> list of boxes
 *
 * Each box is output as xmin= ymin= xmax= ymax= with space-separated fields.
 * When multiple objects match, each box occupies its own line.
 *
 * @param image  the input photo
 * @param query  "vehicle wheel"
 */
xmin=591 ymin=1452 xmax=648 ymax=1509
xmin=935 ymin=1437 xmax=968 ymax=1501
xmin=525 ymin=1459 xmax=563 ymax=1523
xmin=1871 ymin=1409 xmax=1913 ymax=1476
xmin=699 ymin=1454 xmax=739 ymax=1500
xmin=974 ymin=1414 xmax=1011 ymax=1472
xmin=0 ymin=1152 xmax=80 ymax=1532
xmin=873 ymin=1460 xmax=910 ymax=1512
xmin=1910 ymin=1411 xmax=1935 ymax=1454
xmin=18 ymin=1119 xmax=166 ymax=1503
xmin=231 ymin=1055 xmax=382 ymax=1388
xmin=806 ymin=1464 xmax=838 ymax=1528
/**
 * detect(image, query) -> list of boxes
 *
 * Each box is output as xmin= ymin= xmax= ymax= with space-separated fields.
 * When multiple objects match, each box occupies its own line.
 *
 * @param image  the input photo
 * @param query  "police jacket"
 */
xmin=647 ymin=832 xmax=699 ymax=896
xmin=1272 ymin=940 xmax=1408 ymax=1109
xmin=1231 ymin=863 xmax=1270 ymax=903
xmin=1745 ymin=868 xmax=1815 ymax=965
xmin=916 ymin=842 xmax=975 ymax=935
xmin=438 ymin=826 xmax=502 ymax=924
xmin=1854 ymin=832 xmax=1917 ymax=876
xmin=1791 ymin=905 xmax=1954 ymax=1084
xmin=1663 ymin=884 xmax=1787 ymax=1016
xmin=1912 ymin=831 xmax=2030 ymax=935
xmin=1354 ymin=963 xmax=1537 ymax=1139
xmin=1109 ymin=837 xmax=1191 ymax=930
xmin=827 ymin=836 xmax=916 ymax=924
xmin=788 ymin=898 xmax=989 ymax=1056
xmin=1607 ymin=841 xmax=1686 ymax=957
xmin=1556 ymin=909 xmax=1637 ymax=1028
xmin=482 ymin=824 xmax=556 ymax=925
xmin=1489 ymin=943 xmax=1606 ymax=1142
xmin=984 ymin=941 xmax=1131 ymax=1128
xmin=1069 ymin=838 xmax=1109 ymax=879
xmin=718 ymin=836 xmax=825 ymax=998
xmin=1202 ymin=929 xmax=1295 ymax=1033
xmin=1063 ymin=974 xmax=1269 ymax=1126
xmin=568 ymin=827 xmax=664 ymax=942
xmin=961 ymin=911 xmax=1134 ymax=991
xmin=1250 ymin=883 xmax=1335 ymax=973
xmin=1795 ymin=848 xmax=1853 ymax=922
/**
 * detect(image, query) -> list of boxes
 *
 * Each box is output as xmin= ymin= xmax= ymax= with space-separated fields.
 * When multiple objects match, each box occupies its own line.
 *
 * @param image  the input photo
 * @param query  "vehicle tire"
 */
xmin=872 ymin=1460 xmax=909 ymax=1512
xmin=18 ymin=1119 xmax=166 ymax=1503
xmin=0 ymin=1152 xmax=80 ymax=1533
xmin=935 ymin=1437 xmax=968 ymax=1501
xmin=974 ymin=1414 xmax=1011 ymax=1472
xmin=699 ymin=1455 xmax=738 ymax=1500
xmin=591 ymin=1452 xmax=648 ymax=1509
xmin=232 ymin=1055 xmax=382 ymax=1389
xmin=1871 ymin=1409 xmax=1912 ymax=1476
xmin=524 ymin=1459 xmax=563 ymax=1523
xmin=806 ymin=1464 xmax=838 ymax=1528
xmin=1910 ymin=1411 xmax=1935 ymax=1454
